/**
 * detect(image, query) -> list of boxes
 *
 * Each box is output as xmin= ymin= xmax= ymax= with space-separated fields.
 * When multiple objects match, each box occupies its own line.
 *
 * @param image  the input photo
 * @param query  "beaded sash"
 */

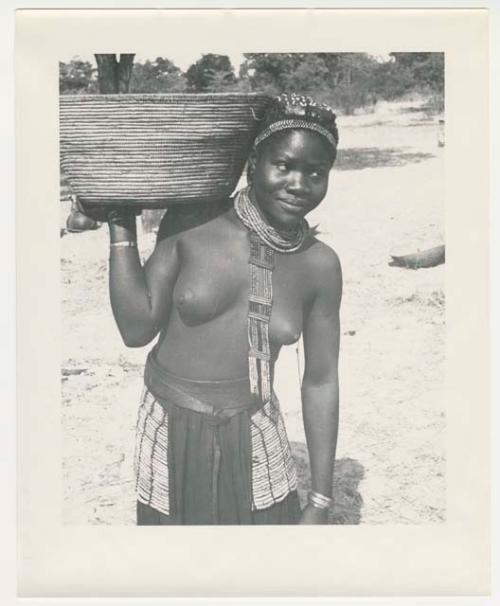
xmin=248 ymin=232 xmax=275 ymax=403
xmin=234 ymin=187 xmax=307 ymax=405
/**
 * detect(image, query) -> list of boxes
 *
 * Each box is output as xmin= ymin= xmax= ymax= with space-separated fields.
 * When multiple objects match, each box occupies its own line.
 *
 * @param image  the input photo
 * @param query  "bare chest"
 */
xmin=172 ymin=238 xmax=308 ymax=347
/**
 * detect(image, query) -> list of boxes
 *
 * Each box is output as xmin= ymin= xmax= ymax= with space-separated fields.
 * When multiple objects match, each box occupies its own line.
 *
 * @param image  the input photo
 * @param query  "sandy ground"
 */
xmin=61 ymin=99 xmax=445 ymax=525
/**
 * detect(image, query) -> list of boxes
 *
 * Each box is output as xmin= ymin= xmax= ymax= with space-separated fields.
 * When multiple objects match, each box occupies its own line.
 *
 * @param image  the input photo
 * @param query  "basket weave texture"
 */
xmin=59 ymin=93 xmax=271 ymax=208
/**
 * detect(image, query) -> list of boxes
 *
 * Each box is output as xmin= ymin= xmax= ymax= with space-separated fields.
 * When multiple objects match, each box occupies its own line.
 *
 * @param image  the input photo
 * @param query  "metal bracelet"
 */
xmin=308 ymin=490 xmax=333 ymax=510
xmin=110 ymin=241 xmax=137 ymax=248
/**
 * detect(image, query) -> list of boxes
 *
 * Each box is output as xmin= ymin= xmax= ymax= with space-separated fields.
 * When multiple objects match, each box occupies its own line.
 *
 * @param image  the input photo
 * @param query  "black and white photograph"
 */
xmin=15 ymin=6 xmax=490 ymax=599
xmin=59 ymin=50 xmax=445 ymax=526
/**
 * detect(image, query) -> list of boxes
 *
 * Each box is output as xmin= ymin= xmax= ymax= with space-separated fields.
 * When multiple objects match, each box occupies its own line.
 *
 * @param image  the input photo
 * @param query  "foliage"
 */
xmin=369 ymin=60 xmax=414 ymax=100
xmin=324 ymin=53 xmax=380 ymax=114
xmin=59 ymin=59 xmax=98 ymax=94
xmin=240 ymin=53 xmax=330 ymax=96
xmin=59 ymin=52 xmax=445 ymax=114
xmin=240 ymin=53 xmax=380 ymax=114
xmin=185 ymin=54 xmax=237 ymax=92
xmin=390 ymin=52 xmax=444 ymax=95
xmin=129 ymin=57 xmax=187 ymax=93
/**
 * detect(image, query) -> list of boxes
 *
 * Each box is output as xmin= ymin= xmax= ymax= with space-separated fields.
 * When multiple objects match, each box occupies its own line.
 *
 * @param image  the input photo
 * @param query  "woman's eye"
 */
xmin=275 ymin=162 xmax=288 ymax=171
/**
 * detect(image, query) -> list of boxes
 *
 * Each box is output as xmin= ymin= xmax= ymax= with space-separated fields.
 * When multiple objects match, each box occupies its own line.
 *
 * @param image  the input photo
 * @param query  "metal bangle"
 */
xmin=110 ymin=241 xmax=137 ymax=248
xmin=308 ymin=490 xmax=333 ymax=510
xmin=311 ymin=490 xmax=333 ymax=504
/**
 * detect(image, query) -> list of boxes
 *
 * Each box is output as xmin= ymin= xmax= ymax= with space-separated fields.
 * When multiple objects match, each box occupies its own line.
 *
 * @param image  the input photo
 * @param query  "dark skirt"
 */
xmin=137 ymin=492 xmax=302 ymax=525
xmin=135 ymin=350 xmax=302 ymax=525
xmin=135 ymin=393 xmax=302 ymax=525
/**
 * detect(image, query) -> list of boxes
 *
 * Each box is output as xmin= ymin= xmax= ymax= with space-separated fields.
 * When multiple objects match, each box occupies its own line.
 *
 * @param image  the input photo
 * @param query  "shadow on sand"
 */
xmin=335 ymin=147 xmax=435 ymax=171
xmin=291 ymin=441 xmax=365 ymax=524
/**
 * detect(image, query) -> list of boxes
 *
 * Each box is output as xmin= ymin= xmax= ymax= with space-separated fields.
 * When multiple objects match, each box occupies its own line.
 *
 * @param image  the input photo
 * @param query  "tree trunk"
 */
xmin=117 ymin=54 xmax=135 ymax=92
xmin=94 ymin=53 xmax=135 ymax=93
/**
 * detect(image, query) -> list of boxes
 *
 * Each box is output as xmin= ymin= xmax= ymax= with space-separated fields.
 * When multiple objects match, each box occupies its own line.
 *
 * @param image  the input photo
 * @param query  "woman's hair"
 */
xmin=247 ymin=93 xmax=339 ymax=185
xmin=254 ymin=93 xmax=339 ymax=153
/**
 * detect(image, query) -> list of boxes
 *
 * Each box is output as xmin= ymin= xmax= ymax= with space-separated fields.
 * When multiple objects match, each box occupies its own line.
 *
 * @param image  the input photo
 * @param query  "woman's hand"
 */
xmin=107 ymin=208 xmax=139 ymax=229
xmin=72 ymin=196 xmax=138 ymax=227
xmin=299 ymin=503 xmax=329 ymax=524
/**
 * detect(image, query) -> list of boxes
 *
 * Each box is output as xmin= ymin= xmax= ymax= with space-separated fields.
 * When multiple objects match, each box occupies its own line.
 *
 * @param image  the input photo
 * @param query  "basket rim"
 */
xmin=60 ymin=92 xmax=272 ymax=101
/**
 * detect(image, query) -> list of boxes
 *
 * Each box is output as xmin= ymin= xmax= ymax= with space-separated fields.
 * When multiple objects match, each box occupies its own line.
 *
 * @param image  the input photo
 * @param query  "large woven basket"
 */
xmin=59 ymin=93 xmax=271 ymax=208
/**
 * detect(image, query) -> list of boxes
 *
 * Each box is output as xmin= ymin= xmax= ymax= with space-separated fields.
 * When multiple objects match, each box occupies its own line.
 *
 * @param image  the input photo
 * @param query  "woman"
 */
xmin=103 ymin=93 xmax=341 ymax=525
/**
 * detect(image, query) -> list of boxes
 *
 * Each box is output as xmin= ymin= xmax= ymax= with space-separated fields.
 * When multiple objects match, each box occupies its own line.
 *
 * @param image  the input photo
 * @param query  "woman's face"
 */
xmin=249 ymin=129 xmax=334 ymax=231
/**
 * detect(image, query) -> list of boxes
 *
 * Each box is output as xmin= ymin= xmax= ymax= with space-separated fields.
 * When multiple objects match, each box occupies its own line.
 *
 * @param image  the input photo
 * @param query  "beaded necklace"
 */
xmin=234 ymin=186 xmax=308 ymax=403
xmin=234 ymin=186 xmax=309 ymax=253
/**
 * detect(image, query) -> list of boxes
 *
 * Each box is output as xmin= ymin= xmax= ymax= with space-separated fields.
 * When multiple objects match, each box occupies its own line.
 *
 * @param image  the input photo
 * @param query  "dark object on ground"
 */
xmin=437 ymin=118 xmax=445 ymax=147
xmin=62 ymin=367 xmax=88 ymax=376
xmin=390 ymin=244 xmax=445 ymax=269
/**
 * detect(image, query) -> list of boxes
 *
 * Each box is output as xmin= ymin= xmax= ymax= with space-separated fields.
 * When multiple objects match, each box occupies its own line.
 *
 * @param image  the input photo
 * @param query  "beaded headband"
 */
xmin=254 ymin=119 xmax=337 ymax=149
xmin=254 ymin=93 xmax=339 ymax=151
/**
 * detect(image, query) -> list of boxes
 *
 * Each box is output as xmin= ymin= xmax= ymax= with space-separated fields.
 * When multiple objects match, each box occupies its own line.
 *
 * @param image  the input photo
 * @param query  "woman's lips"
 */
xmin=278 ymin=198 xmax=308 ymax=213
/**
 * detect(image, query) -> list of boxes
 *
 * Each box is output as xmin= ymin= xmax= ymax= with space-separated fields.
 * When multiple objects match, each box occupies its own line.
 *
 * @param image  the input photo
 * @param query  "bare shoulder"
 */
xmin=300 ymin=237 xmax=343 ymax=318
xmin=178 ymin=207 xmax=242 ymax=248
xmin=156 ymin=206 xmax=237 ymax=251
xmin=304 ymin=237 xmax=342 ymax=287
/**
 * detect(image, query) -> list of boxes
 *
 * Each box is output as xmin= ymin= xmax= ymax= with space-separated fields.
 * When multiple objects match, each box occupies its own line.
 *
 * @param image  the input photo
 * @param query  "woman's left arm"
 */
xmin=300 ymin=245 xmax=342 ymax=524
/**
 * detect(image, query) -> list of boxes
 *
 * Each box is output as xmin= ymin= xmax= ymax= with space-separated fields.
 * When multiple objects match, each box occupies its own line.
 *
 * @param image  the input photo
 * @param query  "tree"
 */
xmin=59 ymin=59 xmax=98 ymax=94
xmin=94 ymin=54 xmax=135 ymax=93
xmin=185 ymin=54 xmax=236 ymax=92
xmin=130 ymin=57 xmax=187 ymax=93
xmin=239 ymin=52 xmax=379 ymax=113
xmin=389 ymin=52 xmax=444 ymax=94
xmin=326 ymin=53 xmax=379 ymax=113
xmin=239 ymin=53 xmax=298 ymax=93
xmin=370 ymin=60 xmax=414 ymax=99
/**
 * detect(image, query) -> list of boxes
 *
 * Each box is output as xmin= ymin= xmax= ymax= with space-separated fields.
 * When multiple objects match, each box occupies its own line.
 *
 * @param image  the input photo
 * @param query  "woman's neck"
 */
xmin=247 ymin=186 xmax=286 ymax=233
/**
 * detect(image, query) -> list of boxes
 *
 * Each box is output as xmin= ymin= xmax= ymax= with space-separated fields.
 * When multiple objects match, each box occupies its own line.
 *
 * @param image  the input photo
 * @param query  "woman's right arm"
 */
xmin=108 ymin=211 xmax=180 ymax=347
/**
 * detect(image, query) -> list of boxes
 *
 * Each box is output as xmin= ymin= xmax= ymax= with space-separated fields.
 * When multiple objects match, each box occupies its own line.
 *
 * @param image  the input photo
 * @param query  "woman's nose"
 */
xmin=286 ymin=171 xmax=307 ymax=193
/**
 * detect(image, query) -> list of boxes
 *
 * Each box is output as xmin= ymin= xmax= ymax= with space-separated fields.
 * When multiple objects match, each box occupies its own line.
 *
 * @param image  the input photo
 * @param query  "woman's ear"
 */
xmin=246 ymin=149 xmax=257 ymax=185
